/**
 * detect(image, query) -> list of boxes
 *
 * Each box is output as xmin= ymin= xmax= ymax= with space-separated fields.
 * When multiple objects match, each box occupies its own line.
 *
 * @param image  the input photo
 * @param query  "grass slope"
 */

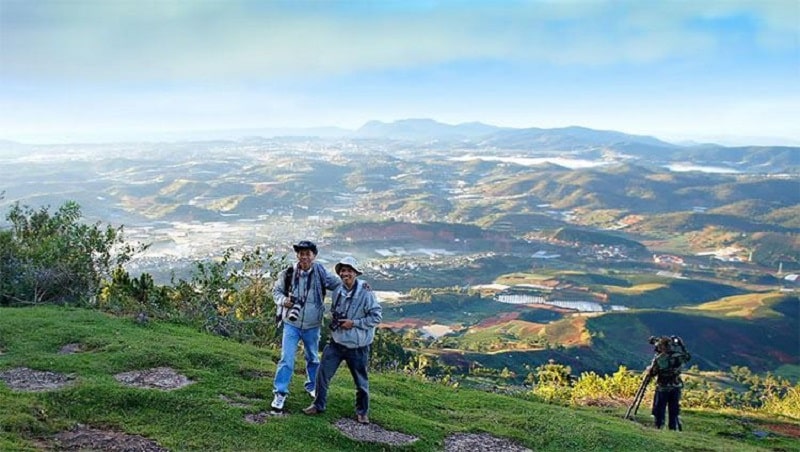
xmin=0 ymin=306 xmax=797 ymax=451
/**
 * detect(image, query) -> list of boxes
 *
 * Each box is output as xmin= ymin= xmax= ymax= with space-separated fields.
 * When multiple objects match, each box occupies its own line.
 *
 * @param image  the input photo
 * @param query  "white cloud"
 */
xmin=2 ymin=0 xmax=796 ymax=81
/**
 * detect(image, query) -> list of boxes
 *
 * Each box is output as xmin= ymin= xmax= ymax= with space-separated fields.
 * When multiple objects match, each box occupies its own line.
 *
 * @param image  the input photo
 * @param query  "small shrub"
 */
xmin=761 ymin=384 xmax=800 ymax=419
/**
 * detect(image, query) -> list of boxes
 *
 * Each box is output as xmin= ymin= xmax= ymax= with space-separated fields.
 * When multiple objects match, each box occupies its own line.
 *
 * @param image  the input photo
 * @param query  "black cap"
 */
xmin=292 ymin=240 xmax=318 ymax=255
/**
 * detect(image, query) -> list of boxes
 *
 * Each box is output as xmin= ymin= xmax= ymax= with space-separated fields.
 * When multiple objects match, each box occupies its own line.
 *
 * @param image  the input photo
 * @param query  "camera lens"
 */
xmin=287 ymin=306 xmax=300 ymax=322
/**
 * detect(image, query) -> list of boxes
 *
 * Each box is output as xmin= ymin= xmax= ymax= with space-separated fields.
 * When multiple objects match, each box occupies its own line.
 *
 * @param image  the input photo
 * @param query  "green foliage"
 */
xmin=370 ymin=329 xmax=414 ymax=371
xmin=570 ymin=366 xmax=641 ymax=405
xmin=762 ymin=385 xmax=800 ymax=419
xmin=95 ymin=245 xmax=287 ymax=347
xmin=531 ymin=360 xmax=573 ymax=403
xmin=165 ymin=247 xmax=286 ymax=346
xmin=0 ymin=201 xmax=140 ymax=306
xmin=404 ymin=353 xmax=452 ymax=379
xmin=528 ymin=360 xmax=800 ymax=421
xmin=98 ymin=267 xmax=172 ymax=316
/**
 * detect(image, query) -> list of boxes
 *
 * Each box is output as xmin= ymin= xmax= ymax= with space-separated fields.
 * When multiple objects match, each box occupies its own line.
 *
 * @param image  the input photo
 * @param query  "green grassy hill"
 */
xmin=584 ymin=296 xmax=799 ymax=373
xmin=2 ymin=306 xmax=798 ymax=451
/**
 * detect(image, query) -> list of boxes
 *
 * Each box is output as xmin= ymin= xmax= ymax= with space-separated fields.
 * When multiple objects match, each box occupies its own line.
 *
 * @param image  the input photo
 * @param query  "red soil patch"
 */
xmin=763 ymin=423 xmax=800 ymax=438
xmin=544 ymin=316 xmax=587 ymax=346
xmin=767 ymin=349 xmax=799 ymax=363
xmin=476 ymin=311 xmax=520 ymax=328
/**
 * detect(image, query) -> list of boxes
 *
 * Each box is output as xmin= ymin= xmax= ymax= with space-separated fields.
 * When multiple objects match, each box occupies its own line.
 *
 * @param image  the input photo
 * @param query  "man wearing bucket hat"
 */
xmin=303 ymin=256 xmax=382 ymax=425
xmin=271 ymin=240 xmax=341 ymax=413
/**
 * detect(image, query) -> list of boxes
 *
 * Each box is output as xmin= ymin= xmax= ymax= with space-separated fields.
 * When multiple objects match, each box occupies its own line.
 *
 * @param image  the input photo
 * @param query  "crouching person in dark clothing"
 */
xmin=649 ymin=336 xmax=691 ymax=430
xmin=303 ymin=256 xmax=382 ymax=425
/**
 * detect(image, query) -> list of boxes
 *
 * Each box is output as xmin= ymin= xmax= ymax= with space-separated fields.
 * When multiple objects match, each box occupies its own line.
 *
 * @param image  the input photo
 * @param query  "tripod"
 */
xmin=625 ymin=363 xmax=654 ymax=420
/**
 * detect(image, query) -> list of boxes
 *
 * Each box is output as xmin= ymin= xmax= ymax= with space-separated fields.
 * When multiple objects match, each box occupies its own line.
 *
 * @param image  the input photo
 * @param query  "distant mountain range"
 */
xmin=349 ymin=120 xmax=800 ymax=170
xmin=4 ymin=118 xmax=798 ymax=153
xmin=353 ymin=118 xmax=673 ymax=148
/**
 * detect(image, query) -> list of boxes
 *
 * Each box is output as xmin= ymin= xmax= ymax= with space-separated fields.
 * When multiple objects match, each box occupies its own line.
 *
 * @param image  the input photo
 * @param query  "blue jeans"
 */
xmin=311 ymin=342 xmax=370 ymax=415
xmin=273 ymin=324 xmax=320 ymax=395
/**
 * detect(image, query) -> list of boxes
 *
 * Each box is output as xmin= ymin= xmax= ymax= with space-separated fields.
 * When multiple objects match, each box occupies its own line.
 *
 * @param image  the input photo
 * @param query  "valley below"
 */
xmin=1 ymin=125 xmax=798 ymax=381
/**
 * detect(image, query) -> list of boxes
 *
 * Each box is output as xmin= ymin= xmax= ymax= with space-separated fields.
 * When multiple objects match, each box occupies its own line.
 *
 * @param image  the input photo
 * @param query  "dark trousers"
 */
xmin=652 ymin=387 xmax=682 ymax=430
xmin=312 ymin=342 xmax=370 ymax=415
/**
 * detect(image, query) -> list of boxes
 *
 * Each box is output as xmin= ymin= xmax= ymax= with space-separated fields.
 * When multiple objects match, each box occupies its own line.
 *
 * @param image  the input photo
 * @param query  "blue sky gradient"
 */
xmin=0 ymin=0 xmax=798 ymax=145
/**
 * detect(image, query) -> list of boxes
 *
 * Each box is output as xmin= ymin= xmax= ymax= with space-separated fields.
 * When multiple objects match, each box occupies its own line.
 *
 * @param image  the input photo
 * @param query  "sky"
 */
xmin=0 ymin=0 xmax=798 ymax=145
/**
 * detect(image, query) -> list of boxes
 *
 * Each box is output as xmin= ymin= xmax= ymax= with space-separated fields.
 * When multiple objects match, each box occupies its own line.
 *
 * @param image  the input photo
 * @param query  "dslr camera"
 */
xmin=286 ymin=298 xmax=305 ymax=322
xmin=329 ymin=311 xmax=343 ymax=332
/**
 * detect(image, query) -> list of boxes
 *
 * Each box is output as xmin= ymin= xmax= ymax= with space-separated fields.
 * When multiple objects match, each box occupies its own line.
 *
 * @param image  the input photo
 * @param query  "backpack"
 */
xmin=283 ymin=265 xmax=294 ymax=296
xmin=655 ymin=348 xmax=691 ymax=386
xmin=274 ymin=266 xmax=293 ymax=325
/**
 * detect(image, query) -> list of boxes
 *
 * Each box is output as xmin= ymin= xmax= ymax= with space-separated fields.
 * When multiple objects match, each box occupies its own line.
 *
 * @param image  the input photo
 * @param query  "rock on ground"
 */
xmin=51 ymin=425 xmax=168 ymax=451
xmin=114 ymin=367 xmax=193 ymax=390
xmin=0 ymin=367 xmax=74 ymax=392
xmin=444 ymin=432 xmax=531 ymax=452
xmin=334 ymin=418 xmax=418 ymax=446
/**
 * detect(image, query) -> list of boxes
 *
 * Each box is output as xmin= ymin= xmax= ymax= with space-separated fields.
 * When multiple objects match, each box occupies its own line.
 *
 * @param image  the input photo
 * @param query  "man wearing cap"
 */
xmin=303 ymin=256 xmax=382 ymax=424
xmin=271 ymin=240 xmax=341 ymax=413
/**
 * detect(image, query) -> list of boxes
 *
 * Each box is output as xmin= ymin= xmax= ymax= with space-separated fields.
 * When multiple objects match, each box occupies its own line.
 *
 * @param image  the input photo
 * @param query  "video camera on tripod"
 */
xmin=648 ymin=335 xmax=686 ymax=353
xmin=624 ymin=334 xmax=687 ymax=421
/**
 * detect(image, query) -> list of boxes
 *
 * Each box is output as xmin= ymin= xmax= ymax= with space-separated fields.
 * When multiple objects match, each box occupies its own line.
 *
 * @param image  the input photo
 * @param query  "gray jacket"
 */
xmin=273 ymin=262 xmax=341 ymax=330
xmin=330 ymin=279 xmax=382 ymax=349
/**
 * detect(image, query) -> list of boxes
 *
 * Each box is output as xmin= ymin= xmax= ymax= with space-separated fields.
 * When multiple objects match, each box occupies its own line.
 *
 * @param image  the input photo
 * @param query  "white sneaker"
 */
xmin=271 ymin=393 xmax=287 ymax=411
xmin=308 ymin=389 xmax=316 ymax=399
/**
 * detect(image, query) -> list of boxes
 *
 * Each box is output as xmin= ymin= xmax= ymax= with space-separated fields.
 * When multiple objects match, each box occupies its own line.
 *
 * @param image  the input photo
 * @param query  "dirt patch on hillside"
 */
xmin=114 ymin=367 xmax=193 ymax=390
xmin=764 ymin=423 xmax=800 ymax=438
xmin=547 ymin=316 xmax=588 ymax=346
xmin=0 ymin=367 xmax=75 ymax=392
xmin=47 ymin=425 xmax=168 ymax=451
xmin=334 ymin=418 xmax=418 ymax=446
xmin=444 ymin=432 xmax=531 ymax=451
xmin=475 ymin=312 xmax=520 ymax=328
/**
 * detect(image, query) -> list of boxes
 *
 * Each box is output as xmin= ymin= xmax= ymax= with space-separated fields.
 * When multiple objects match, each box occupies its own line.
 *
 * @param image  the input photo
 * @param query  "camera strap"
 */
xmin=293 ymin=266 xmax=314 ymax=305
xmin=332 ymin=280 xmax=359 ymax=318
